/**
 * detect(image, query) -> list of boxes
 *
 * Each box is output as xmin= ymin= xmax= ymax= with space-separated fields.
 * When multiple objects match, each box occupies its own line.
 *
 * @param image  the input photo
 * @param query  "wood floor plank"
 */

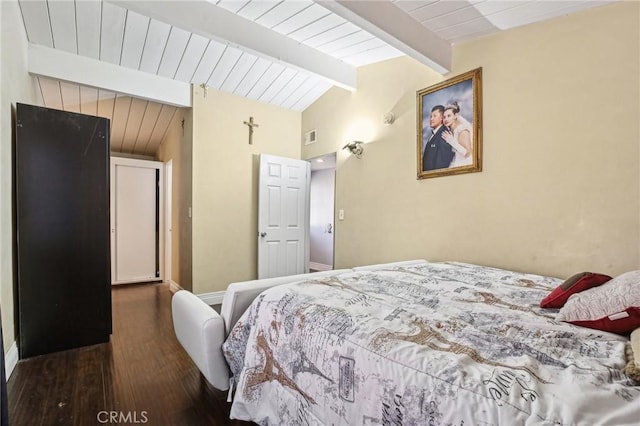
xmin=7 ymin=283 xmax=254 ymax=425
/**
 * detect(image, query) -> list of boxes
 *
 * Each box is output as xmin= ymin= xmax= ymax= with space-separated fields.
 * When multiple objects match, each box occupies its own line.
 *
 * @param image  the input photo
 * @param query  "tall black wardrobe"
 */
xmin=15 ymin=103 xmax=112 ymax=359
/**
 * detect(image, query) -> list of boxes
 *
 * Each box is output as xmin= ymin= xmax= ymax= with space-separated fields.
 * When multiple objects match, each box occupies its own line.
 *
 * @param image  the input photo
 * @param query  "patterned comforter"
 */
xmin=222 ymin=262 xmax=640 ymax=425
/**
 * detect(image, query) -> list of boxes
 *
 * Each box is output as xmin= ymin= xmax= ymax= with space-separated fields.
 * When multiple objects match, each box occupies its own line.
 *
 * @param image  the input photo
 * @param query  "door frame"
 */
xmin=307 ymin=152 xmax=336 ymax=271
xmin=110 ymin=156 xmax=164 ymax=285
xmin=164 ymin=160 xmax=173 ymax=285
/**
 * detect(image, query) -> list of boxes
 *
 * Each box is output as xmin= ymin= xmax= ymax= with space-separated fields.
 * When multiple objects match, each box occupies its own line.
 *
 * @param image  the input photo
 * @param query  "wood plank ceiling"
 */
xmin=18 ymin=0 xmax=613 ymax=156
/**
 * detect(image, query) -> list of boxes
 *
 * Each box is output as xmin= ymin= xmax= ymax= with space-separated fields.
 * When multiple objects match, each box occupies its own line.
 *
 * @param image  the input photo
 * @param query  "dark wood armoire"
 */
xmin=15 ymin=103 xmax=112 ymax=359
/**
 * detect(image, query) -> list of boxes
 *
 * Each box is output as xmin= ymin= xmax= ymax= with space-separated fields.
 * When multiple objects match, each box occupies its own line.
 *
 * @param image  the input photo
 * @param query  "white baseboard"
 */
xmin=171 ymin=280 xmax=223 ymax=305
xmin=5 ymin=341 xmax=18 ymax=380
xmin=197 ymin=291 xmax=225 ymax=306
xmin=168 ymin=279 xmax=182 ymax=293
xmin=309 ymin=262 xmax=333 ymax=271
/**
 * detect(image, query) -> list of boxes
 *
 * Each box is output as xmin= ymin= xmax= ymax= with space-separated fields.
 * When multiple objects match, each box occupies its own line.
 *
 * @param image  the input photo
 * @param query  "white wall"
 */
xmin=302 ymin=2 xmax=639 ymax=279
xmin=310 ymin=169 xmax=335 ymax=267
xmin=0 ymin=0 xmax=40 ymax=355
xmin=191 ymin=86 xmax=301 ymax=294
xmin=156 ymin=109 xmax=193 ymax=291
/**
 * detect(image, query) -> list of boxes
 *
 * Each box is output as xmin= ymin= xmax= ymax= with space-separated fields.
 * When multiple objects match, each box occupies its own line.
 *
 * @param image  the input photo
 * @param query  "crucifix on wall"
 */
xmin=243 ymin=116 xmax=260 ymax=145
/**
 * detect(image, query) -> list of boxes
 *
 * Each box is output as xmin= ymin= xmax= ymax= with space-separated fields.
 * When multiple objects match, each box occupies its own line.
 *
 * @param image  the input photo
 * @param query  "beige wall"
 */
xmin=302 ymin=2 xmax=639 ymax=279
xmin=192 ymin=87 xmax=301 ymax=294
xmin=156 ymin=108 xmax=193 ymax=291
xmin=0 ymin=0 xmax=40 ymax=352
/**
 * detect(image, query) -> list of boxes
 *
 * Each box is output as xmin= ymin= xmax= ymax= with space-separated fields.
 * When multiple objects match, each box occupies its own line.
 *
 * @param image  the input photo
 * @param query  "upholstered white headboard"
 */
xmin=172 ymin=269 xmax=348 ymax=391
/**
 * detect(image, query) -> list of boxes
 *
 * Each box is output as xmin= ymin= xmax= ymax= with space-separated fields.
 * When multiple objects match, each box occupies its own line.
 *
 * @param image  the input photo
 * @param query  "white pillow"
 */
xmin=557 ymin=270 xmax=640 ymax=334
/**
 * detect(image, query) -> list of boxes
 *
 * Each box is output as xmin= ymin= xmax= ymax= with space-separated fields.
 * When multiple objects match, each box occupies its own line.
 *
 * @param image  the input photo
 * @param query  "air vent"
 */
xmin=304 ymin=129 xmax=317 ymax=145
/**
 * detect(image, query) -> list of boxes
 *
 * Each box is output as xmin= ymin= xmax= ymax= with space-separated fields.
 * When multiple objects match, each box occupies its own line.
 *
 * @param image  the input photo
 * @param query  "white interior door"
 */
xmin=258 ymin=154 xmax=310 ymax=279
xmin=111 ymin=157 xmax=164 ymax=285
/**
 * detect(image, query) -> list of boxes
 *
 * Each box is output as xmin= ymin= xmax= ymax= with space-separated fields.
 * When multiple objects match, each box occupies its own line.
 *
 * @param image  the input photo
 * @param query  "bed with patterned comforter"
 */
xmin=222 ymin=262 xmax=640 ymax=425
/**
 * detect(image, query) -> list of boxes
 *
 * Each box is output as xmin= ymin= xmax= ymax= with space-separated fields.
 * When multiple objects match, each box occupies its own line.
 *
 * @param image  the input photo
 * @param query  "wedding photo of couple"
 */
xmin=416 ymin=68 xmax=482 ymax=179
xmin=422 ymin=101 xmax=473 ymax=171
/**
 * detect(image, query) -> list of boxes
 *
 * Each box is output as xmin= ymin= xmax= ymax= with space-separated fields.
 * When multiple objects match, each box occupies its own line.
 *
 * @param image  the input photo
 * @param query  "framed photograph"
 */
xmin=416 ymin=68 xmax=482 ymax=179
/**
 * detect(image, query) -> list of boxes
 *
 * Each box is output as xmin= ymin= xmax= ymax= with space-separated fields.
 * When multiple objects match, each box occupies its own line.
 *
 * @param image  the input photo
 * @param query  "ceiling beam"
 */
xmin=107 ymin=0 xmax=357 ymax=91
xmin=28 ymin=43 xmax=191 ymax=107
xmin=316 ymin=0 xmax=451 ymax=74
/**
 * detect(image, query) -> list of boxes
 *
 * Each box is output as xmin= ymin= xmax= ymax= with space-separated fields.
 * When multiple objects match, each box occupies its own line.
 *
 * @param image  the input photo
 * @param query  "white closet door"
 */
xmin=112 ymin=162 xmax=157 ymax=284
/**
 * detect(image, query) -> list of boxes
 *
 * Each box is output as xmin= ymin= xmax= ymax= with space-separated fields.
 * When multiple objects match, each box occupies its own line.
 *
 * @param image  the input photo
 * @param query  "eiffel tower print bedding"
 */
xmin=222 ymin=262 xmax=640 ymax=425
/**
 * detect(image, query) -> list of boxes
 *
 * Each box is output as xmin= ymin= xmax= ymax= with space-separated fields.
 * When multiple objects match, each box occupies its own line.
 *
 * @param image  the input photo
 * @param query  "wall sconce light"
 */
xmin=383 ymin=112 xmax=396 ymax=125
xmin=343 ymin=141 xmax=364 ymax=159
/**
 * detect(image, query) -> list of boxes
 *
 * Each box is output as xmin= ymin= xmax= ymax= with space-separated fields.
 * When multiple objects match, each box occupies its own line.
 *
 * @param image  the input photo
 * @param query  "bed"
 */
xmin=215 ymin=261 xmax=640 ymax=425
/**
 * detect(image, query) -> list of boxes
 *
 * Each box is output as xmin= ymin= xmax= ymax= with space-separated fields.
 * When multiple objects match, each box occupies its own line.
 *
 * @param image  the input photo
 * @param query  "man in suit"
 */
xmin=422 ymin=105 xmax=454 ymax=171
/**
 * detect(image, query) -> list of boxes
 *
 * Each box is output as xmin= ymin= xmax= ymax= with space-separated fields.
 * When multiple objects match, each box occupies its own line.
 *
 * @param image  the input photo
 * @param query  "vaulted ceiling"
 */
xmin=18 ymin=0 xmax=613 ymax=156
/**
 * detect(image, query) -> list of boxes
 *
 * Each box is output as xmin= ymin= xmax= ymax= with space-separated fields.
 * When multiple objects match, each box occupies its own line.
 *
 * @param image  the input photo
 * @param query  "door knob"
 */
xmin=260 ymin=232 xmax=267 ymax=238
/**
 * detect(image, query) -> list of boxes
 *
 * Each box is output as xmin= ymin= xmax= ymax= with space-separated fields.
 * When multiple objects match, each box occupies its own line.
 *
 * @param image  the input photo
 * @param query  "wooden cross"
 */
xmin=243 ymin=116 xmax=260 ymax=145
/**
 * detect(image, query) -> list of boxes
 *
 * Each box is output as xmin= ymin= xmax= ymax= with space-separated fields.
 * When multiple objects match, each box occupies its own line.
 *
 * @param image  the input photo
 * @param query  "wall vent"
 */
xmin=304 ymin=129 xmax=317 ymax=145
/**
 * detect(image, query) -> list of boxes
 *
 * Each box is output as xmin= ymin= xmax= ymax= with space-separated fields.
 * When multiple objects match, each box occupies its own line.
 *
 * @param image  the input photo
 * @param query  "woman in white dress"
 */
xmin=442 ymin=102 xmax=473 ymax=168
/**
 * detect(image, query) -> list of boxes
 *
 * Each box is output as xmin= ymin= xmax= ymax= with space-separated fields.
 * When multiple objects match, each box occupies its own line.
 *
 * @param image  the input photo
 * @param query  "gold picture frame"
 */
xmin=416 ymin=67 xmax=482 ymax=179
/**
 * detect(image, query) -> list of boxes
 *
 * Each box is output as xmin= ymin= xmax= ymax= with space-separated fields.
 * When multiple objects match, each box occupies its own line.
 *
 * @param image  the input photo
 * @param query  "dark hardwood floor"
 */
xmin=7 ymin=283 xmax=253 ymax=426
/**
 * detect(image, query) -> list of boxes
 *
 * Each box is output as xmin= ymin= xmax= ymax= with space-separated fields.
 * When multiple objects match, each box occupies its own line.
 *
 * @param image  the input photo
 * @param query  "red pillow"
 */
xmin=540 ymin=272 xmax=611 ymax=309
xmin=564 ymin=309 xmax=640 ymax=335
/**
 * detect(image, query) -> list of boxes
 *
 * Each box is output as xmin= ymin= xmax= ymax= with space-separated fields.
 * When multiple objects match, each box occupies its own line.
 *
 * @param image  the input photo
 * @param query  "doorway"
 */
xmin=110 ymin=157 xmax=164 ymax=285
xmin=165 ymin=160 xmax=173 ymax=286
xmin=308 ymin=153 xmax=336 ymax=272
